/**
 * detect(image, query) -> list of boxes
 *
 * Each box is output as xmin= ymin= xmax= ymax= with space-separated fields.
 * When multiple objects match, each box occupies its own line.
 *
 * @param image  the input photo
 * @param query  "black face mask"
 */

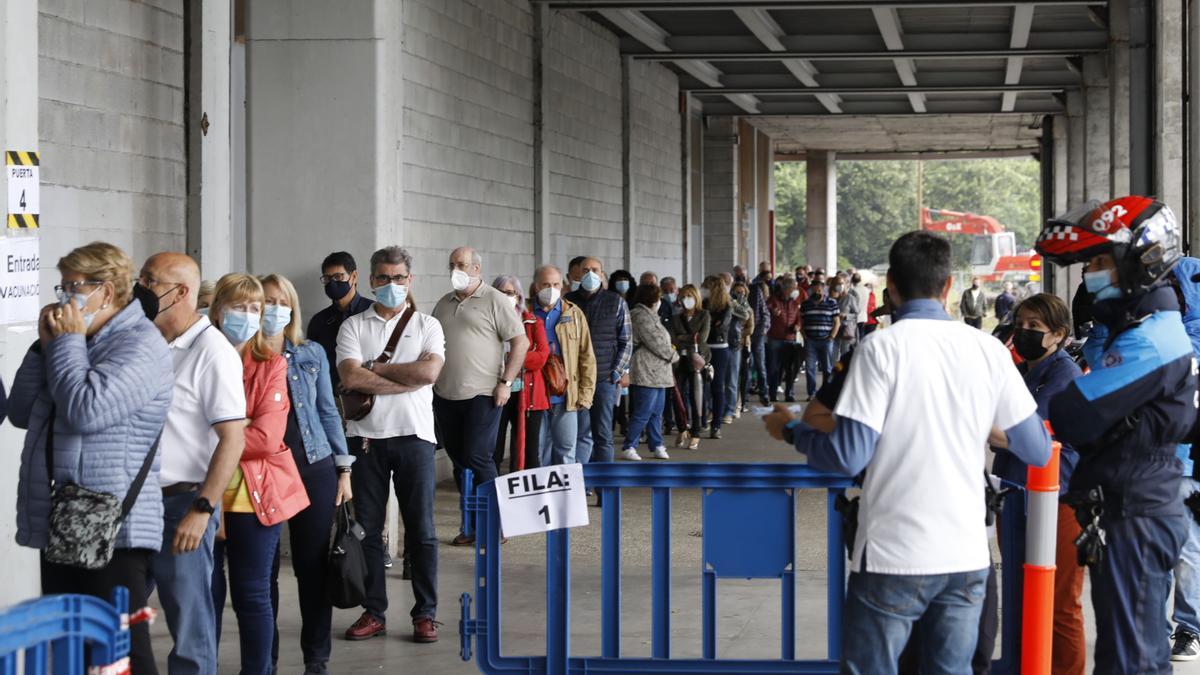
xmin=1012 ymin=327 xmax=1051 ymax=362
xmin=133 ymin=283 xmax=159 ymax=320
xmin=324 ymin=279 xmax=352 ymax=301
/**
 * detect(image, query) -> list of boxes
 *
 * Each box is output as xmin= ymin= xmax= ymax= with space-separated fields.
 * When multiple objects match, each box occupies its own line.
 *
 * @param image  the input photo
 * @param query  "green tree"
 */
xmin=836 ymin=160 xmax=918 ymax=270
xmin=773 ymin=162 xmax=807 ymax=270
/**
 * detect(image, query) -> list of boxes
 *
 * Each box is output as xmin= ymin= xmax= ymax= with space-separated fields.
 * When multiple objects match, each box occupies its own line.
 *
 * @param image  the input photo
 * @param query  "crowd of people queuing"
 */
xmin=11 ymin=196 xmax=1200 ymax=675
xmin=4 ymin=237 xmax=882 ymax=675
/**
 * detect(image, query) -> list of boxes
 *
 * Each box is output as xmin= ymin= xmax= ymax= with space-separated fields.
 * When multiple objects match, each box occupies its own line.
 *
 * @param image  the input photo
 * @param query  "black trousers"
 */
xmin=494 ymin=395 xmax=545 ymax=473
xmin=434 ymin=394 xmax=503 ymax=493
xmin=42 ymin=548 xmax=158 ymax=675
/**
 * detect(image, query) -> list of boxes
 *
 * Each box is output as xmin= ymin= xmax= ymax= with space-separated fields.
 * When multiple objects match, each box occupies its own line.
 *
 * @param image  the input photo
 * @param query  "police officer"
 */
xmin=1036 ymin=196 xmax=1198 ymax=673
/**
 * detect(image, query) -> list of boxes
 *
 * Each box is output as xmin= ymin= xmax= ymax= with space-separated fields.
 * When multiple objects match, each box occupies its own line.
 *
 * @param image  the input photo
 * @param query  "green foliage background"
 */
xmin=774 ymin=158 xmax=1042 ymax=271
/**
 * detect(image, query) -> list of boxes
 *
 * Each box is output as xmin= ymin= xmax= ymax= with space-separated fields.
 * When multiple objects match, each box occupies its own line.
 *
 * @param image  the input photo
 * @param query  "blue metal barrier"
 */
xmin=460 ymin=462 xmax=854 ymax=674
xmin=0 ymin=587 xmax=130 ymax=674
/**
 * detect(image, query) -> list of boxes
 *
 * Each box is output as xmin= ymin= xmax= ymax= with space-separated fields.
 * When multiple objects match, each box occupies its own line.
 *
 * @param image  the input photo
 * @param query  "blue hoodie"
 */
xmin=1171 ymin=257 xmax=1200 ymax=476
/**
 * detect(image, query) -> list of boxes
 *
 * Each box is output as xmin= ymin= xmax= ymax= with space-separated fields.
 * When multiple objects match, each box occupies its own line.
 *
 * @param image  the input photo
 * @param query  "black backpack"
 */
xmin=326 ymin=502 xmax=368 ymax=609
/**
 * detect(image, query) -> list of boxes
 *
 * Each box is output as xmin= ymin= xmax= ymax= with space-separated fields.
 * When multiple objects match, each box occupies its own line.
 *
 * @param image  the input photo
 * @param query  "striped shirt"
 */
xmin=801 ymin=297 xmax=840 ymax=340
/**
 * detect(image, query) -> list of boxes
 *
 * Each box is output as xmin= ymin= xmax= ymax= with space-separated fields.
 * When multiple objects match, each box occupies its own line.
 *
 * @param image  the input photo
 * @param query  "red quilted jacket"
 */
xmin=240 ymin=351 xmax=310 ymax=526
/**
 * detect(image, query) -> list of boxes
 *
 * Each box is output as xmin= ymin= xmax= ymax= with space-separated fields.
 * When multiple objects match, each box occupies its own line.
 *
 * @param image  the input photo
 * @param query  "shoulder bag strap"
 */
xmin=44 ymin=405 xmax=56 ymax=489
xmin=119 ymin=429 xmax=162 ymax=520
xmin=377 ymin=306 xmax=415 ymax=365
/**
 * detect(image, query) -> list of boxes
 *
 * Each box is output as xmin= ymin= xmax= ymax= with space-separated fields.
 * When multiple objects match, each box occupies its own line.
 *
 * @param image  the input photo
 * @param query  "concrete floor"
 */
xmin=149 ymin=410 xmax=1200 ymax=674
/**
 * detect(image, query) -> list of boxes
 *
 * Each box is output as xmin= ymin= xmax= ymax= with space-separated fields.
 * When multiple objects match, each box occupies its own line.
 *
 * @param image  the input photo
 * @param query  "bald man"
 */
xmin=140 ymin=253 xmax=246 ymax=675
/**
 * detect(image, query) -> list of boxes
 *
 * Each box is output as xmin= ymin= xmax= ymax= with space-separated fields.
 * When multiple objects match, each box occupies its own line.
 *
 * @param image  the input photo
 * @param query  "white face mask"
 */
xmin=789 ymin=290 xmax=800 ymax=300
xmin=538 ymin=286 xmax=561 ymax=307
xmin=513 ymin=296 xmax=523 ymax=311
xmin=682 ymin=297 xmax=696 ymax=310
xmin=451 ymin=268 xmax=474 ymax=292
xmin=652 ymin=301 xmax=661 ymax=314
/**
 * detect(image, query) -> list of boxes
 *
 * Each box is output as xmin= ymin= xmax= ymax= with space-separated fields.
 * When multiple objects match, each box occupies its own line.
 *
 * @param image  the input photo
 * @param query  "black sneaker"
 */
xmin=1172 ymin=631 xmax=1200 ymax=661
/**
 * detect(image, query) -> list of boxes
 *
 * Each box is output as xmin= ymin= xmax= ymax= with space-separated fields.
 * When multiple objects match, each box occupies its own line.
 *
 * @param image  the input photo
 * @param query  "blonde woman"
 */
xmin=701 ymin=275 xmax=733 ymax=439
xmin=209 ymin=273 xmax=309 ymax=675
xmin=259 ymin=273 xmax=352 ymax=675
xmin=11 ymin=242 xmax=173 ymax=674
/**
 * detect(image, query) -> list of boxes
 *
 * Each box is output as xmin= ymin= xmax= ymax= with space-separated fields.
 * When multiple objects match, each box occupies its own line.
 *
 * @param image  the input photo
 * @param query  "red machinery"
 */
xmin=920 ymin=207 xmax=1043 ymax=283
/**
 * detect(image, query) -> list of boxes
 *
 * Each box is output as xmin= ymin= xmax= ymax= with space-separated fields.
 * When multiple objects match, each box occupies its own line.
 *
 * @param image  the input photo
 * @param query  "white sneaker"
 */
xmin=620 ymin=448 xmax=643 ymax=461
xmin=652 ymin=446 xmax=670 ymax=460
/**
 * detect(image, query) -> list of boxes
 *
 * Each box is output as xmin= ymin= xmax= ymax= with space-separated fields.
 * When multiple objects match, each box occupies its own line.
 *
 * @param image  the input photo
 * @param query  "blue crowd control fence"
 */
xmin=460 ymin=462 xmax=855 ymax=674
xmin=0 ymin=587 xmax=130 ymax=675
xmin=459 ymin=464 xmax=1031 ymax=674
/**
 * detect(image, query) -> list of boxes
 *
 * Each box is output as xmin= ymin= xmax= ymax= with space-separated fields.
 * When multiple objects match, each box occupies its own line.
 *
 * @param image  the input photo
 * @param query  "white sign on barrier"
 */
xmin=494 ymin=463 xmax=588 ymax=538
xmin=0 ymin=235 xmax=39 ymax=325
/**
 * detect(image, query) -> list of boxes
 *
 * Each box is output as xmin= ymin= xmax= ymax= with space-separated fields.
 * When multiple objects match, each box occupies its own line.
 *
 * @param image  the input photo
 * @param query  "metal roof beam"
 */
xmin=631 ymin=47 xmax=1103 ymax=61
xmin=689 ymin=83 xmax=1074 ymax=94
xmin=733 ymin=7 xmax=842 ymax=112
xmin=545 ymin=0 xmax=1105 ymax=8
xmin=871 ymin=6 xmax=926 ymax=112
xmin=1001 ymin=5 xmax=1036 ymax=111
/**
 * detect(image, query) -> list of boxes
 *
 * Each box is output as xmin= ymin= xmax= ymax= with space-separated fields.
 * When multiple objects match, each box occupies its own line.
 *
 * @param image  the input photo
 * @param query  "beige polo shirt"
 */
xmin=432 ymin=282 xmax=524 ymax=401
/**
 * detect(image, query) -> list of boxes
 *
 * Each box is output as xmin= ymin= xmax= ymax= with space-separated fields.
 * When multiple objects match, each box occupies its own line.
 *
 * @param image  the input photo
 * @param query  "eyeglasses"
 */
xmin=449 ymin=262 xmax=474 ymax=272
xmin=372 ymin=273 xmax=409 ymax=285
xmin=500 ymin=290 xmax=518 ymax=297
xmin=320 ymin=273 xmax=350 ymax=284
xmin=54 ymin=280 xmax=103 ymax=301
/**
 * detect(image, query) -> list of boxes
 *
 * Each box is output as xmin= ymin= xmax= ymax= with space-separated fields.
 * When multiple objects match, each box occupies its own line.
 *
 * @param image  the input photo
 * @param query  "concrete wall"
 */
xmin=545 ymin=12 xmax=624 ymax=272
xmin=402 ymin=0 xmax=536 ymax=285
xmin=629 ymin=59 xmax=683 ymax=281
xmin=244 ymin=0 xmax=380 ymax=313
xmin=38 ymin=0 xmax=186 ymax=267
xmin=703 ymin=117 xmax=738 ymax=276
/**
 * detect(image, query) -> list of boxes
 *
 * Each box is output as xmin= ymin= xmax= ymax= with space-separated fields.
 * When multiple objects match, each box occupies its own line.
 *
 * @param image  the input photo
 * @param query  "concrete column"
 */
xmin=806 ymin=151 xmax=837 ymax=271
xmin=621 ymin=55 xmax=635 ymax=273
xmin=702 ymin=116 xmax=739 ymax=277
xmin=1067 ymin=90 xmax=1086 ymax=206
xmin=737 ymin=119 xmax=756 ymax=269
xmin=756 ymin=129 xmax=773 ymax=270
xmin=0 ymin=0 xmax=41 ymax=608
xmin=1082 ymin=55 xmax=1111 ymax=201
xmin=1109 ymin=0 xmax=1132 ymax=197
xmin=374 ymin=0 xmax=405 ymax=248
xmin=1190 ymin=0 xmax=1200 ymax=253
xmin=533 ymin=3 xmax=552 ymax=265
xmin=1053 ymin=114 xmax=1069 ymax=217
xmin=186 ymin=0 xmax=234 ymax=276
xmin=1154 ymin=0 xmax=1185 ymax=211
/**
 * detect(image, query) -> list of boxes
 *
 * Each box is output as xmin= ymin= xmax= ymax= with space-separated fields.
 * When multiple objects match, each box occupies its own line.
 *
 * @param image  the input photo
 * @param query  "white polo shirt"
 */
xmin=833 ymin=312 xmax=1036 ymax=575
xmin=161 ymin=316 xmax=247 ymax=485
xmin=336 ymin=305 xmax=445 ymax=444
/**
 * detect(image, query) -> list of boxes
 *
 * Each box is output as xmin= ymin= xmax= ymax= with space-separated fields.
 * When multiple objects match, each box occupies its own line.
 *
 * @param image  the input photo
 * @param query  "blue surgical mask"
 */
xmin=663 ymin=293 xmax=676 ymax=305
xmin=581 ymin=271 xmax=601 ymax=292
xmin=221 ymin=310 xmax=261 ymax=345
xmin=615 ymin=280 xmax=630 ymax=294
xmin=198 ymin=307 xmax=209 ymax=316
xmin=1084 ymin=270 xmax=1121 ymax=301
xmin=570 ymin=279 xmax=582 ymax=292
xmin=373 ymin=282 xmax=409 ymax=309
xmin=263 ymin=305 xmax=292 ymax=337
xmin=59 ymin=287 xmax=101 ymax=330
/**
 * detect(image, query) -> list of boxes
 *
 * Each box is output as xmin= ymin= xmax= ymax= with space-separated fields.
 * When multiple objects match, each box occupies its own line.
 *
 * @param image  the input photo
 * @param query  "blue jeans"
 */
xmin=578 ymin=380 xmax=616 ymax=464
xmin=843 ymin=568 xmax=989 ymax=675
xmin=750 ymin=335 xmax=768 ymax=403
xmin=150 ymin=492 xmax=221 ymax=675
xmin=707 ymin=348 xmax=731 ymax=430
xmin=804 ymin=337 xmax=835 ymax=396
xmin=219 ymin=513 xmax=283 ymax=675
xmin=351 ymin=435 xmax=438 ymax=622
xmin=723 ymin=346 xmax=742 ymax=418
xmin=1175 ymin=478 xmax=1200 ymax=635
xmin=624 ymin=386 xmax=665 ymax=451
xmin=539 ymin=402 xmax=580 ymax=465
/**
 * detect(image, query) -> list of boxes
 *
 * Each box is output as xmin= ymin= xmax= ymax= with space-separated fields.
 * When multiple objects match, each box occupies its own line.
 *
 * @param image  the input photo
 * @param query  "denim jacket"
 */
xmin=283 ymin=339 xmax=352 ymax=468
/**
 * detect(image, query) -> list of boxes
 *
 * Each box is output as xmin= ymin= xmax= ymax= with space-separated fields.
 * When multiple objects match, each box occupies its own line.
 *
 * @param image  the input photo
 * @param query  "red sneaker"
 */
xmin=344 ymin=612 xmax=386 ymax=641
xmin=413 ymin=616 xmax=441 ymax=643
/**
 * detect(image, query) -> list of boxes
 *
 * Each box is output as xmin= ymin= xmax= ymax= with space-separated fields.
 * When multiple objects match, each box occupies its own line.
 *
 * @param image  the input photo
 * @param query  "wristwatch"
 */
xmin=500 ymin=379 xmax=513 ymax=387
xmin=192 ymin=496 xmax=215 ymax=516
xmin=363 ymin=359 xmax=376 ymax=372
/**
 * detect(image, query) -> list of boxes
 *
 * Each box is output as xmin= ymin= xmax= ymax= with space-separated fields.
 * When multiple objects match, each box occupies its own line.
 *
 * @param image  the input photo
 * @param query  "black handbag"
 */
xmin=326 ymin=501 xmax=369 ymax=609
xmin=43 ymin=407 xmax=161 ymax=570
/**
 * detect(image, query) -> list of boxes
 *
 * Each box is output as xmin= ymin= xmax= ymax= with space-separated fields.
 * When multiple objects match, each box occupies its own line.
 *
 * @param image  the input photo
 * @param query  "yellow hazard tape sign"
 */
xmin=6 ymin=150 xmax=40 ymax=229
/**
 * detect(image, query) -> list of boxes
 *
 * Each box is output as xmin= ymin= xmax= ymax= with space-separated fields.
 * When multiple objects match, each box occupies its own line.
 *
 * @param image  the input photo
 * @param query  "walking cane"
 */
xmin=515 ymin=378 xmax=526 ymax=471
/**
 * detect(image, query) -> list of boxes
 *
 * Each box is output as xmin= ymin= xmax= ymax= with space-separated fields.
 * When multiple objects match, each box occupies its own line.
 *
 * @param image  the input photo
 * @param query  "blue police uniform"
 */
xmin=1049 ymin=285 xmax=1198 ymax=673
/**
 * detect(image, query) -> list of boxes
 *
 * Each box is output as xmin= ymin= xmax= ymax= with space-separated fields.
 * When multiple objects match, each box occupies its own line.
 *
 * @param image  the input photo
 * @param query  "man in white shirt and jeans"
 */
xmin=140 ymin=252 xmax=247 ymax=675
xmin=766 ymin=231 xmax=1051 ymax=674
xmin=336 ymin=246 xmax=446 ymax=645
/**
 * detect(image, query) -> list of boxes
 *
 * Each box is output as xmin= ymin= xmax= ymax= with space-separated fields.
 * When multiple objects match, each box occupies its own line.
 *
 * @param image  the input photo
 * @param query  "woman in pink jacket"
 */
xmin=210 ymin=273 xmax=309 ymax=675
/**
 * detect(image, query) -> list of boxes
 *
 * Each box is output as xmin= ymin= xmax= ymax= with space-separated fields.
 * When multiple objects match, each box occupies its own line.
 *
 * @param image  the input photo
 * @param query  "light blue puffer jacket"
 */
xmin=9 ymin=301 xmax=174 ymax=551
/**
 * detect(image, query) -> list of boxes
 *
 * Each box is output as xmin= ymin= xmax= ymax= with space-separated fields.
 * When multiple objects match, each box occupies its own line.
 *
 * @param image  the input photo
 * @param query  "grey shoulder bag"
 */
xmin=43 ymin=406 xmax=161 ymax=569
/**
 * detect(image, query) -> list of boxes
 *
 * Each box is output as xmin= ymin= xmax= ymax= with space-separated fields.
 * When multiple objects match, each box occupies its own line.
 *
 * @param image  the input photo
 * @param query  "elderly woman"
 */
xmin=197 ymin=279 xmax=216 ymax=314
xmin=259 ymin=273 xmax=352 ymax=675
xmin=10 ymin=242 xmax=174 ymax=674
xmin=210 ymin=273 xmax=309 ymax=675
xmin=621 ymin=284 xmax=678 ymax=460
xmin=492 ymin=275 xmax=550 ymax=473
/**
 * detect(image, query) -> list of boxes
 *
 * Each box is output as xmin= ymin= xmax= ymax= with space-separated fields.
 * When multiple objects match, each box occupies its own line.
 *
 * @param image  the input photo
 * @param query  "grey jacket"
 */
xmin=10 ymin=301 xmax=174 ymax=552
xmin=629 ymin=304 xmax=678 ymax=388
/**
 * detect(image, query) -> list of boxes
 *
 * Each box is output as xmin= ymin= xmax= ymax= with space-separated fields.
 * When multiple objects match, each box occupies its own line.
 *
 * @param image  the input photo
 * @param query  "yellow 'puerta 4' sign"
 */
xmin=6 ymin=150 xmax=39 ymax=229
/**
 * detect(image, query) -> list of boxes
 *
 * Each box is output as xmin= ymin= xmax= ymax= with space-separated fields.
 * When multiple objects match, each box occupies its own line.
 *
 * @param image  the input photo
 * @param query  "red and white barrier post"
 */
xmin=1020 ymin=425 xmax=1061 ymax=675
